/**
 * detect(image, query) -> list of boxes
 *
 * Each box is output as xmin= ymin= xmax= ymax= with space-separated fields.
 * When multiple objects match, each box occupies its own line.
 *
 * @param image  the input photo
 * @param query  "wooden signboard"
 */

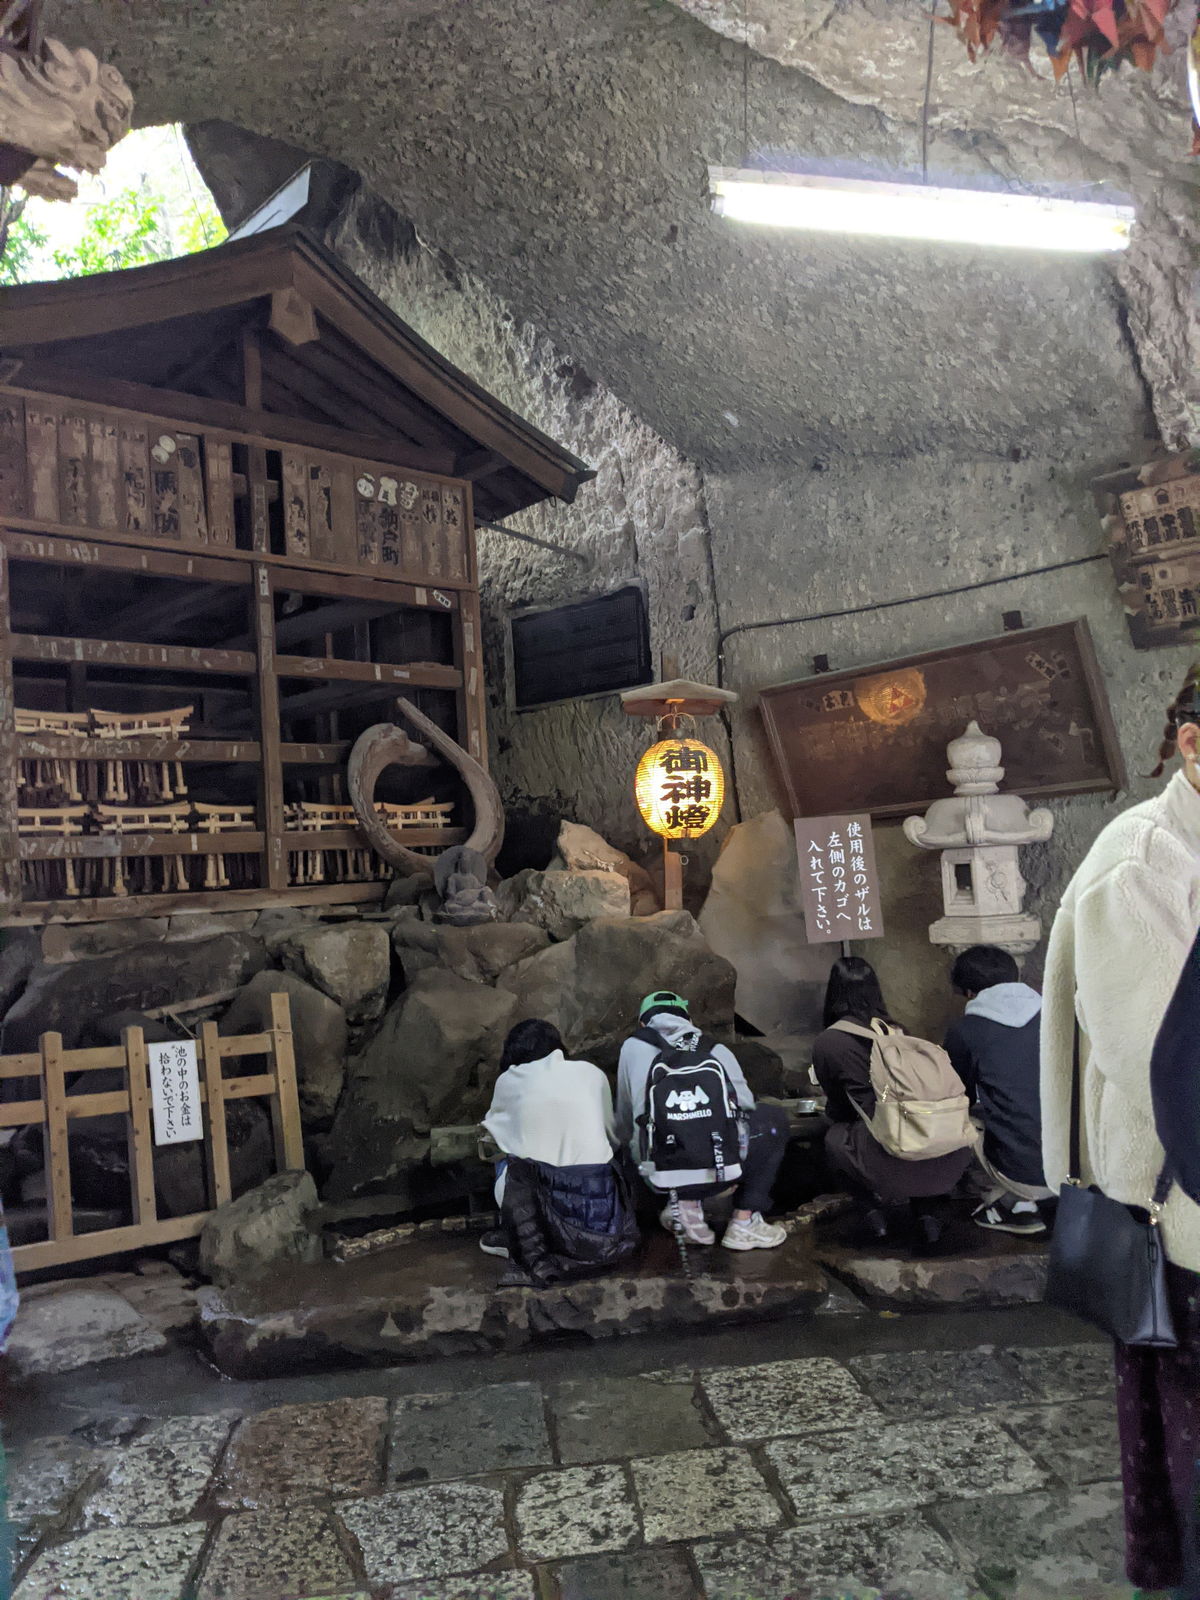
xmin=795 ymin=814 xmax=883 ymax=944
xmin=760 ymin=620 xmax=1125 ymax=820
xmin=148 ymin=1038 xmax=203 ymax=1145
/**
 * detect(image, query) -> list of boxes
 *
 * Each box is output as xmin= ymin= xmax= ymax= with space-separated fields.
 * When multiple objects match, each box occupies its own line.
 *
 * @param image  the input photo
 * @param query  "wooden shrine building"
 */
xmin=0 ymin=226 xmax=592 ymax=925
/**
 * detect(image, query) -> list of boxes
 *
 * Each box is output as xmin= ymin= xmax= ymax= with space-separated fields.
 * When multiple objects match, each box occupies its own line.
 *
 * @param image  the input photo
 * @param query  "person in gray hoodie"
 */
xmin=943 ymin=945 xmax=1053 ymax=1236
xmin=614 ymin=991 xmax=788 ymax=1250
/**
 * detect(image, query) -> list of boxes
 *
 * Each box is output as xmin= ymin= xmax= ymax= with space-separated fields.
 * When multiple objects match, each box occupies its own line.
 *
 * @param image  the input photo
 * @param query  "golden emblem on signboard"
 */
xmin=854 ymin=668 xmax=927 ymax=727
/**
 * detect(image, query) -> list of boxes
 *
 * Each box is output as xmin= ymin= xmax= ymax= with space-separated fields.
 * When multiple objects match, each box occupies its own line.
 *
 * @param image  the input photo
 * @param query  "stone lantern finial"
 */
xmin=903 ymin=721 xmax=1053 ymax=958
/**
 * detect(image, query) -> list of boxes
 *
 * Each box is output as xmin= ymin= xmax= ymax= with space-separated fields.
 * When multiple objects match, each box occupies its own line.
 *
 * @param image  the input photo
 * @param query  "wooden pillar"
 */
xmin=242 ymin=329 xmax=270 ymax=552
xmin=252 ymin=562 xmax=286 ymax=891
xmin=0 ymin=546 xmax=21 ymax=908
xmin=268 ymin=990 xmax=304 ymax=1172
xmin=200 ymin=1019 xmax=231 ymax=1209
xmin=123 ymin=1025 xmax=158 ymax=1228
xmin=455 ymin=589 xmax=487 ymax=769
xmin=42 ymin=1031 xmax=72 ymax=1242
xmin=662 ymin=842 xmax=684 ymax=911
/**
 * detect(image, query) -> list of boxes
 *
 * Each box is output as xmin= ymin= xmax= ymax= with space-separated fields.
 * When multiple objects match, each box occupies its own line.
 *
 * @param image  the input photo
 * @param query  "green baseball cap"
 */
xmin=639 ymin=990 xmax=689 ymax=1020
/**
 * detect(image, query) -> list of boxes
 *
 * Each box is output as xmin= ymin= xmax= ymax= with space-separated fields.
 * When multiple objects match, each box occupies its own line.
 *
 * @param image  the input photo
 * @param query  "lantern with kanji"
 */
xmin=634 ymin=737 xmax=724 ymax=840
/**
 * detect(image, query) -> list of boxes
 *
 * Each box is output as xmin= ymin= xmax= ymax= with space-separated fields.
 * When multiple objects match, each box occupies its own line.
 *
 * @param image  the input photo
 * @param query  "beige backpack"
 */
xmin=830 ymin=1019 xmax=975 ymax=1161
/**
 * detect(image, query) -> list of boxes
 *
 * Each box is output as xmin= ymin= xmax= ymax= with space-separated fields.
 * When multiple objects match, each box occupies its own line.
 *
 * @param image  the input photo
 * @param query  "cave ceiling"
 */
xmin=49 ymin=0 xmax=1200 ymax=469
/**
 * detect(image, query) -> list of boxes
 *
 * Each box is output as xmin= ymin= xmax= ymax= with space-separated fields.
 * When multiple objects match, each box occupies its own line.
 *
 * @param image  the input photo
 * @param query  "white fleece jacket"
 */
xmin=1041 ymin=768 xmax=1200 ymax=1274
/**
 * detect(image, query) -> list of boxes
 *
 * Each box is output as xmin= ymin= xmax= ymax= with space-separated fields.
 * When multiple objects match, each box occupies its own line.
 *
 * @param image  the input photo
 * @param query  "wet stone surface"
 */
xmin=693 ymin=1515 xmax=971 ymax=1600
xmin=515 ymin=1464 xmax=639 ymax=1561
xmin=549 ymin=1374 xmax=713 ymax=1463
xmin=766 ymin=1415 xmax=1047 ymax=1522
xmin=1003 ymin=1341 xmax=1116 ymax=1402
xmin=79 ymin=1413 xmax=237 ymax=1529
xmin=6 ymin=1337 xmax=1134 ymax=1600
xmin=848 ymin=1346 xmax=1033 ymax=1415
xmin=556 ymin=1547 xmax=701 ymax=1600
xmin=996 ymin=1399 xmax=1123 ymax=1487
xmin=933 ymin=1482 xmax=1130 ymax=1598
xmin=6 ymin=1286 xmax=168 ymax=1377
xmin=388 ymin=1382 xmax=551 ymax=1484
xmin=632 ymin=1447 xmax=784 ymax=1544
xmin=387 ymin=1576 xmax=536 ymax=1600
xmin=6 ymin=1436 xmax=105 ymax=1561
xmin=698 ymin=1355 xmax=879 ymax=1441
xmin=196 ymin=1508 xmax=357 ymax=1600
xmin=217 ymin=1397 xmax=387 ymax=1509
xmin=338 ymin=1481 xmax=509 ymax=1585
xmin=13 ymin=1523 xmax=207 ymax=1600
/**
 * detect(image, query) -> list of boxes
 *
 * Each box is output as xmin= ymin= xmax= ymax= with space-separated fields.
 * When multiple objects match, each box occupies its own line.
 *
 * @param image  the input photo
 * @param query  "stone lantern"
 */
xmin=902 ymin=721 xmax=1053 ymax=958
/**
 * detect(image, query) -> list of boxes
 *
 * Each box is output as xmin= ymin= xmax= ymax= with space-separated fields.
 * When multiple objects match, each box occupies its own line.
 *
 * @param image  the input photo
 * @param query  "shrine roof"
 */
xmin=0 ymin=224 xmax=594 ymax=521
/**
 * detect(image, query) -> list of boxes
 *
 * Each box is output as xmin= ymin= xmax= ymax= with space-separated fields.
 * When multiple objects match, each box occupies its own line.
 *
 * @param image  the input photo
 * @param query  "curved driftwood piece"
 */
xmin=347 ymin=696 xmax=504 ymax=875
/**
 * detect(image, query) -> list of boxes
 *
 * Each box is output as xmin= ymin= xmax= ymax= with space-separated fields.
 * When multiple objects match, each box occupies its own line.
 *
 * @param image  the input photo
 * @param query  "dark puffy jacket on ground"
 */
xmin=499 ymin=1156 xmax=640 ymax=1285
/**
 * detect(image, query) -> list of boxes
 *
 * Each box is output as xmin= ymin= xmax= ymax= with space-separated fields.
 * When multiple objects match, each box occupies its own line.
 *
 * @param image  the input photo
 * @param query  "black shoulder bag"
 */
xmin=1044 ymin=1021 xmax=1177 ymax=1348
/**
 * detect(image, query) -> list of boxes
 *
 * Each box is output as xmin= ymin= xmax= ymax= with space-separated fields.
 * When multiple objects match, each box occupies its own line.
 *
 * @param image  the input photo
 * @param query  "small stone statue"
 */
xmin=433 ymin=845 xmax=499 ymax=926
xmin=902 ymin=721 xmax=1054 ymax=958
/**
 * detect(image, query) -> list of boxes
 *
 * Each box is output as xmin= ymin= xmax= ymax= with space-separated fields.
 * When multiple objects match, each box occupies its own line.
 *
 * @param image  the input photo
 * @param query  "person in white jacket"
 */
xmin=1041 ymin=663 xmax=1200 ymax=1594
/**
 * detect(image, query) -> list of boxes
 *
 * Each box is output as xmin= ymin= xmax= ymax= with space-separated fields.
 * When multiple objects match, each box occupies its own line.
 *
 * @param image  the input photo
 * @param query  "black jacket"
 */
xmin=944 ymin=989 xmax=1045 ymax=1188
xmin=499 ymin=1156 xmax=640 ymax=1286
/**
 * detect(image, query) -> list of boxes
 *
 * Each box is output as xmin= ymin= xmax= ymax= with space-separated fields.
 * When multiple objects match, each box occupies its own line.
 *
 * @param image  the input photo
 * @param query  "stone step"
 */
xmin=816 ymin=1205 xmax=1049 ymax=1308
xmin=198 ymin=1229 xmax=829 ymax=1378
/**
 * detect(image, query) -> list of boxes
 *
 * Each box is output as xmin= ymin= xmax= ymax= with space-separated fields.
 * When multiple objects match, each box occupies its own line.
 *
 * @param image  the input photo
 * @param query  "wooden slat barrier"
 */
xmin=2 ymin=993 xmax=305 ymax=1273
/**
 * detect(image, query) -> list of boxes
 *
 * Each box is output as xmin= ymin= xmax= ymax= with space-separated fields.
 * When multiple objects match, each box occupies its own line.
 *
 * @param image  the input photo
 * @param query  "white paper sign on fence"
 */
xmin=148 ymin=1040 xmax=203 ymax=1146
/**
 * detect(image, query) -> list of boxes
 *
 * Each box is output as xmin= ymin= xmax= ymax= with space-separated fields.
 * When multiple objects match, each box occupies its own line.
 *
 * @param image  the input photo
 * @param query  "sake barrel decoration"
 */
xmin=634 ymin=736 xmax=725 ymax=841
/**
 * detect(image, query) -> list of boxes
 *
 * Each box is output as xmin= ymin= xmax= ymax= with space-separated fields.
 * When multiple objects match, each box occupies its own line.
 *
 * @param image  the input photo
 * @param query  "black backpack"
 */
xmin=636 ymin=1027 xmax=744 ymax=1186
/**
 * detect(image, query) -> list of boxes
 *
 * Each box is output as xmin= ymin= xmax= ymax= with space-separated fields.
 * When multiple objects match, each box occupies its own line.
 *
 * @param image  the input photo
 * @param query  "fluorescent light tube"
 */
xmin=709 ymin=168 xmax=1135 ymax=253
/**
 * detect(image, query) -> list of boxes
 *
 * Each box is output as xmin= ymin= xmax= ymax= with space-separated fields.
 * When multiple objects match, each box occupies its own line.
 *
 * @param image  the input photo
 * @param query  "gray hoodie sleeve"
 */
xmin=714 ymin=1042 xmax=756 ymax=1112
xmin=614 ymin=1039 xmax=641 ymax=1150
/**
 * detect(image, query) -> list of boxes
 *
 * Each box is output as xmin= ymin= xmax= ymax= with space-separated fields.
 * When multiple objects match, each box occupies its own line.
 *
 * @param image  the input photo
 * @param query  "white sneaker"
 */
xmin=659 ymin=1203 xmax=716 ymax=1245
xmin=722 ymin=1213 xmax=788 ymax=1251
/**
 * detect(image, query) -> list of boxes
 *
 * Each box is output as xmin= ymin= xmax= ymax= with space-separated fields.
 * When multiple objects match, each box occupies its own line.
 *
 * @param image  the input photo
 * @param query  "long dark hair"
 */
xmin=822 ymin=956 xmax=892 ymax=1031
xmin=1150 ymin=660 xmax=1200 ymax=778
xmin=500 ymin=1018 xmax=564 ymax=1070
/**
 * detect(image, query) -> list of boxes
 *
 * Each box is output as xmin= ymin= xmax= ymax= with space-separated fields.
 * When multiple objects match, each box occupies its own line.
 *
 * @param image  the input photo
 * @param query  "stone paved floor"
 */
xmin=3 ymin=1301 xmax=1153 ymax=1600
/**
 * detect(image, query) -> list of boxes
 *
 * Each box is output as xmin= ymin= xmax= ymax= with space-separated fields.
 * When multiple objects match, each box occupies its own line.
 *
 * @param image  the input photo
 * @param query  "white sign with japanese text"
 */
xmin=148 ymin=1039 xmax=203 ymax=1146
xmin=794 ymin=813 xmax=884 ymax=944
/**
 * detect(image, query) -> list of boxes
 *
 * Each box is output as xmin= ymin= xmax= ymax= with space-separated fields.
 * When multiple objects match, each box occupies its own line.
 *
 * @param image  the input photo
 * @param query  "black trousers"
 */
xmin=671 ymin=1104 xmax=789 ymax=1214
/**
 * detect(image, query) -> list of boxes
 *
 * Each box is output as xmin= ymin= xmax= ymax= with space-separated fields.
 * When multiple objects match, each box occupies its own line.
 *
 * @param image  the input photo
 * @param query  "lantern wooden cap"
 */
xmin=620 ymin=679 xmax=739 ymax=719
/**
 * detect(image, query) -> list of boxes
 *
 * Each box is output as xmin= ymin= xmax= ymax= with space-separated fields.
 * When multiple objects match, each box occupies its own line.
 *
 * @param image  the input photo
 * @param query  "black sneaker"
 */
xmin=863 ymin=1206 xmax=890 ymax=1241
xmin=479 ymin=1230 xmax=510 ymax=1258
xmin=973 ymin=1198 xmax=1046 ymax=1237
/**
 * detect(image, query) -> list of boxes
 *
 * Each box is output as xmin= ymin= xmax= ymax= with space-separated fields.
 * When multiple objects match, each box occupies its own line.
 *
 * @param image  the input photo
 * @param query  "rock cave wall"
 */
xmin=705 ymin=450 xmax=1197 ymax=1037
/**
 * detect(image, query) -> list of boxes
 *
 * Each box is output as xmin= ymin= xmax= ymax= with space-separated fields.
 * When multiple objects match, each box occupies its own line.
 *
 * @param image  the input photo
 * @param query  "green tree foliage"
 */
xmin=0 ymin=171 xmax=226 ymax=286
xmin=51 ymin=185 xmax=168 ymax=277
xmin=0 ymin=189 xmax=48 ymax=286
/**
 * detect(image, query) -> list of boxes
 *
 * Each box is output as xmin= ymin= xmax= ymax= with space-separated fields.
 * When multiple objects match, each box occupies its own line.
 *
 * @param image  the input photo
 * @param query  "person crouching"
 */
xmin=615 ymin=991 xmax=788 ymax=1251
xmin=481 ymin=1019 xmax=638 ymax=1283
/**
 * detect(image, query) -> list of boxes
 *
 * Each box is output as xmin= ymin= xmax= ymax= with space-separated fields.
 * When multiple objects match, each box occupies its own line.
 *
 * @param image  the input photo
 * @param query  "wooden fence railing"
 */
xmin=2 ymin=991 xmax=304 ymax=1273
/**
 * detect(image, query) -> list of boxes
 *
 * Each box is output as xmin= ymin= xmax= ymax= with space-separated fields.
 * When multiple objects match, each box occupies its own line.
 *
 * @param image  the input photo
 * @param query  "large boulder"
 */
xmin=497 ymin=869 xmax=630 ymax=940
xmin=551 ymin=821 xmax=661 ymax=916
xmin=279 ymin=923 xmax=390 ymax=1023
xmin=199 ymin=1171 xmax=323 ymax=1288
xmin=0 ymin=934 xmax=268 ymax=1053
xmin=698 ymin=810 xmax=830 ymax=1036
xmin=499 ymin=911 xmax=736 ymax=1069
xmin=391 ymin=917 xmax=549 ymax=985
xmin=222 ymin=970 xmax=347 ymax=1124
xmin=322 ymin=970 xmax=516 ymax=1199
xmin=435 ymin=923 xmax=550 ymax=984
